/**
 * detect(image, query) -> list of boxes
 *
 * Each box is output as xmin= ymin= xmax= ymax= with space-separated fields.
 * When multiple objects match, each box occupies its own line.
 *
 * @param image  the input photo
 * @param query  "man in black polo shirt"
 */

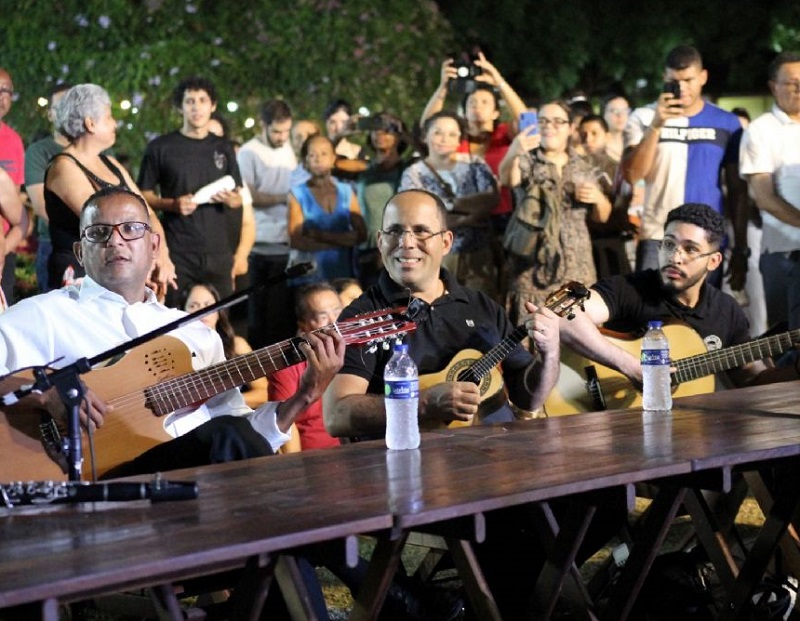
xmin=322 ymin=189 xmax=574 ymax=619
xmin=560 ymin=202 xmax=797 ymax=388
xmin=323 ymin=188 xmax=561 ymax=437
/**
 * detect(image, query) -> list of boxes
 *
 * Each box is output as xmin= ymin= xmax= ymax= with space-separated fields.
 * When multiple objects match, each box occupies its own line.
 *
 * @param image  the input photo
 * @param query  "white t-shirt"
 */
xmin=740 ymin=104 xmax=800 ymax=253
xmin=237 ymin=138 xmax=297 ymax=247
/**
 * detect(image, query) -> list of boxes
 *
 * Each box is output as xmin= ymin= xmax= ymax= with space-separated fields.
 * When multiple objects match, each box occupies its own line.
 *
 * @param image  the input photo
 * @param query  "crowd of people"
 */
xmin=0 ymin=43 xmax=799 ymax=618
xmin=1 ymin=46 xmax=795 ymax=344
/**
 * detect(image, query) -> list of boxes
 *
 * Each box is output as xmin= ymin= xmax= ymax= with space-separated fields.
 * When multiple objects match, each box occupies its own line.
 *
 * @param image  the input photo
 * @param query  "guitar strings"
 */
xmin=674 ymin=329 xmax=800 ymax=383
xmin=94 ymin=315 xmax=411 ymax=415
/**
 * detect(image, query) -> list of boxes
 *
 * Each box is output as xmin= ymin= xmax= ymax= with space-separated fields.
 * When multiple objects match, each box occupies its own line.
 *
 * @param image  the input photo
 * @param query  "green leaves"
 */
xmin=4 ymin=0 xmax=452 ymax=164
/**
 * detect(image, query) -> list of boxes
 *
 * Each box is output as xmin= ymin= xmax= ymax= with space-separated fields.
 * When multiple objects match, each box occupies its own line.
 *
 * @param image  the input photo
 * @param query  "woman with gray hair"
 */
xmin=44 ymin=83 xmax=176 ymax=295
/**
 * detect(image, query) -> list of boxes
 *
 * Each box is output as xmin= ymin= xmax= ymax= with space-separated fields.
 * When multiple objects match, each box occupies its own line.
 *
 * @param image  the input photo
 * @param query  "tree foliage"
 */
xmin=437 ymin=0 xmax=799 ymax=105
xmin=2 ymin=0 xmax=799 ymax=164
xmin=1 ymin=0 xmax=453 ymax=159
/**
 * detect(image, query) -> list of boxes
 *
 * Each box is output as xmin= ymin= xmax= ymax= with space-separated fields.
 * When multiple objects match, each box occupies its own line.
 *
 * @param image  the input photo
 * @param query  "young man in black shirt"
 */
xmin=559 ymin=202 xmax=798 ymax=390
xmin=138 ymin=76 xmax=243 ymax=306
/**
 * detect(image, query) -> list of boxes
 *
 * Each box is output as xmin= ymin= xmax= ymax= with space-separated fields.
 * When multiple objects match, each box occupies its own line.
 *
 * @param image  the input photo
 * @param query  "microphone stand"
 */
xmin=3 ymin=262 xmax=314 ymax=482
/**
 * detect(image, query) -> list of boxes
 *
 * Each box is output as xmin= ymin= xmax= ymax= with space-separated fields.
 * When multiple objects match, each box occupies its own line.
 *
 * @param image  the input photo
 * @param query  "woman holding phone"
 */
xmin=420 ymin=52 xmax=528 ymax=299
xmin=421 ymin=52 xmax=527 ymax=225
xmin=499 ymin=100 xmax=613 ymax=324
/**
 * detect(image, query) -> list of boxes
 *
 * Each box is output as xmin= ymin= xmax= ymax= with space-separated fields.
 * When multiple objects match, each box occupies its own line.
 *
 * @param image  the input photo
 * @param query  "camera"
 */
xmin=346 ymin=115 xmax=401 ymax=133
xmin=662 ymin=80 xmax=681 ymax=99
xmin=453 ymin=57 xmax=482 ymax=81
xmin=449 ymin=50 xmax=483 ymax=95
xmin=355 ymin=116 xmax=385 ymax=131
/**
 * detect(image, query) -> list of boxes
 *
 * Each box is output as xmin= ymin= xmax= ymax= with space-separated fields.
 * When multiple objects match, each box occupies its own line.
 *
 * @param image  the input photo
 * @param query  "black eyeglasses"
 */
xmin=80 ymin=221 xmax=152 ymax=243
xmin=658 ymin=239 xmax=718 ymax=262
xmin=538 ymin=117 xmax=570 ymax=128
xmin=380 ymin=226 xmax=446 ymax=243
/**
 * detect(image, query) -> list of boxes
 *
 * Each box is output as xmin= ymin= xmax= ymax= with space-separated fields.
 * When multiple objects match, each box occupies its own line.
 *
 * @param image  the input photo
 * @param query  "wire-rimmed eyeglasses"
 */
xmin=658 ymin=239 xmax=718 ymax=262
xmin=380 ymin=226 xmax=447 ymax=243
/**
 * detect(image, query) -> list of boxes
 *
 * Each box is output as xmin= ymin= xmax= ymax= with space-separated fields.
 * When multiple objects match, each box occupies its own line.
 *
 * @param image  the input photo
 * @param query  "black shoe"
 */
xmin=379 ymin=579 xmax=464 ymax=621
xmin=422 ymin=585 xmax=465 ymax=621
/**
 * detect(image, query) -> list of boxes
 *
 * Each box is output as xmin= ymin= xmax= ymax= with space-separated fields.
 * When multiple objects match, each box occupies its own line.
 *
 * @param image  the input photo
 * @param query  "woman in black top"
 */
xmin=44 ymin=83 xmax=175 ymax=294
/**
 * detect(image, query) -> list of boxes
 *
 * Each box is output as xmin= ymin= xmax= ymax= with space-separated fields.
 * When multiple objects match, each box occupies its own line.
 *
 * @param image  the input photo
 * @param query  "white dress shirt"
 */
xmin=0 ymin=277 xmax=290 ymax=451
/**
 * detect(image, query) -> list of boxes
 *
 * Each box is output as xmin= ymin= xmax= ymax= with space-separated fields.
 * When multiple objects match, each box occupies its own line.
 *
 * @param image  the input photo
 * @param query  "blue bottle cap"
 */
xmin=647 ymin=320 xmax=663 ymax=329
xmin=393 ymin=343 xmax=409 ymax=354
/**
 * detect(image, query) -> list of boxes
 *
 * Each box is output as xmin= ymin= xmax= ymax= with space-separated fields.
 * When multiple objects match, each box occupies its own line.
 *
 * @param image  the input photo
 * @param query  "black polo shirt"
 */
xmin=592 ymin=269 xmax=751 ymax=350
xmin=340 ymin=268 xmax=534 ymax=424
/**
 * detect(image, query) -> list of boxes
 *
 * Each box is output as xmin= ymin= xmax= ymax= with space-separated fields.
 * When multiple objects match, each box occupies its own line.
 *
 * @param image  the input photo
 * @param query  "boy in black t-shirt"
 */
xmin=138 ymin=76 xmax=243 ymax=306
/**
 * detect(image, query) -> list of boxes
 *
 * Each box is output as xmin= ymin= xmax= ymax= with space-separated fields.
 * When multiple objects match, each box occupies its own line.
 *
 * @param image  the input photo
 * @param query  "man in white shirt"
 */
xmin=740 ymin=50 xmax=800 ymax=366
xmin=236 ymin=99 xmax=298 ymax=349
xmin=0 ymin=185 xmax=344 ymax=477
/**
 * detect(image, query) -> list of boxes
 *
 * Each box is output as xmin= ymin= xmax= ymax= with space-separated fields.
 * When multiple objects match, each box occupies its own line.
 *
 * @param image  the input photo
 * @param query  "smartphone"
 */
xmin=662 ymin=80 xmax=681 ymax=99
xmin=519 ymin=111 xmax=538 ymax=134
xmin=356 ymin=116 xmax=384 ymax=131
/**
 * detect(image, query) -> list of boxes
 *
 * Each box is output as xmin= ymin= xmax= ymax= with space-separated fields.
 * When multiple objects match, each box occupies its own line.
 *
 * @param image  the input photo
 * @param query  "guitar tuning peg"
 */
xmin=566 ymin=311 xmax=575 ymax=321
xmin=382 ymin=341 xmax=391 ymax=351
xmin=367 ymin=344 xmax=377 ymax=354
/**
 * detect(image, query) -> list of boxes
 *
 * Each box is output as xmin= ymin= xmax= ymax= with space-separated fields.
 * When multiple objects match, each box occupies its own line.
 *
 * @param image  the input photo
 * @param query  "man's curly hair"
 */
xmin=665 ymin=203 xmax=724 ymax=247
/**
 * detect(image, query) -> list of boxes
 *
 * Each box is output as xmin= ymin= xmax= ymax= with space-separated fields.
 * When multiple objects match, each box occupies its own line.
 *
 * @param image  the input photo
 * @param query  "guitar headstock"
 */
xmin=545 ymin=281 xmax=591 ymax=320
xmin=334 ymin=307 xmax=417 ymax=350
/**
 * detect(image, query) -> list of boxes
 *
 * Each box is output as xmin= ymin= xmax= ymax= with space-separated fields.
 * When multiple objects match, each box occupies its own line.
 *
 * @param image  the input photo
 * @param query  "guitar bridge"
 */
xmin=39 ymin=414 xmax=68 ymax=475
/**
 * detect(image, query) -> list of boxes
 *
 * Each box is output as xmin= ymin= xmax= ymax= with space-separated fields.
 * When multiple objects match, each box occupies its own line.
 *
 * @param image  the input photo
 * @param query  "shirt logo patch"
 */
xmin=214 ymin=150 xmax=227 ymax=171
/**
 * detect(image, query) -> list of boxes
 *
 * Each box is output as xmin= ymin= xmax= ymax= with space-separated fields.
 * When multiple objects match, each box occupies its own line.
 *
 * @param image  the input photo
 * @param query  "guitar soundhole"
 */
xmin=449 ymin=359 xmax=491 ymax=395
xmin=144 ymin=349 xmax=177 ymax=380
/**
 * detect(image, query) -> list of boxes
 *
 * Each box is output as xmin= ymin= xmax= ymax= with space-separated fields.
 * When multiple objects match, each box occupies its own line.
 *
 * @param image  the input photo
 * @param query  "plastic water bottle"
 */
xmin=384 ymin=343 xmax=420 ymax=450
xmin=641 ymin=320 xmax=672 ymax=411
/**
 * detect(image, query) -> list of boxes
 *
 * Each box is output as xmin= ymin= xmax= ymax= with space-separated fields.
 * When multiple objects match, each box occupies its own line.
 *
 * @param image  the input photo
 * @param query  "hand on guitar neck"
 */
xmin=419 ymin=282 xmax=590 ymax=429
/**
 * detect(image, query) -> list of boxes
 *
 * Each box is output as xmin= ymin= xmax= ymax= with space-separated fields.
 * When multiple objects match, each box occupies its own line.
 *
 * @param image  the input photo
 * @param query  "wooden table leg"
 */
xmin=602 ymin=486 xmax=687 ymax=621
xmin=744 ymin=470 xmax=800 ymax=579
xmin=683 ymin=488 xmax=740 ymax=592
xmin=349 ymin=531 xmax=408 ymax=621
xmin=530 ymin=499 xmax=598 ymax=620
xmin=276 ymin=556 xmax=327 ymax=621
xmin=446 ymin=536 xmax=502 ymax=621
xmin=719 ymin=466 xmax=800 ymax=621
xmin=147 ymin=584 xmax=185 ymax=621
xmin=226 ymin=553 xmax=278 ymax=621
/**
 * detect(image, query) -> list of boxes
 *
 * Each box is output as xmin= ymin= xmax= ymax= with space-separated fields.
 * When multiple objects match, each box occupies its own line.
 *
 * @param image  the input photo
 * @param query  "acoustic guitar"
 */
xmin=1 ymin=308 xmax=416 ymax=481
xmin=544 ymin=322 xmax=800 ymax=416
xmin=419 ymin=282 xmax=590 ymax=429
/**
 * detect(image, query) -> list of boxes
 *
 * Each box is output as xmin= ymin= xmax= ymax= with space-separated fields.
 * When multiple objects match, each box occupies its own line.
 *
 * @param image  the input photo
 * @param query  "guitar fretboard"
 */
xmin=144 ymin=338 xmax=307 ymax=415
xmin=673 ymin=329 xmax=800 ymax=384
xmin=465 ymin=326 xmax=528 ymax=382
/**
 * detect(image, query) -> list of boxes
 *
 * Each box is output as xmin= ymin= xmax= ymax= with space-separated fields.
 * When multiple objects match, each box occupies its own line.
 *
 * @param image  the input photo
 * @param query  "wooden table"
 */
xmin=2 ymin=381 xmax=800 ymax=621
xmin=352 ymin=381 xmax=800 ymax=620
xmin=0 ymin=447 xmax=397 ymax=621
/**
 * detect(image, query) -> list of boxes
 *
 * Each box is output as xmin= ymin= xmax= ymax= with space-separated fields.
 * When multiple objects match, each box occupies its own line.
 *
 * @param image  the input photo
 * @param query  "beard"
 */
xmin=659 ymin=263 xmax=707 ymax=294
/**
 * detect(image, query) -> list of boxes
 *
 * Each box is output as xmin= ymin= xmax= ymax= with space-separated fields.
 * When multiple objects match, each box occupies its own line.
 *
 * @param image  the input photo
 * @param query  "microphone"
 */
xmin=67 ymin=480 xmax=199 ymax=503
xmin=0 ymin=478 xmax=199 ymax=507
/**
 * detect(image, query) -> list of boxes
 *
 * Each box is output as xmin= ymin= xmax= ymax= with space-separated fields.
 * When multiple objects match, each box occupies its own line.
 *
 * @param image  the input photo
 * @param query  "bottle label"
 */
xmin=641 ymin=349 xmax=670 ymax=365
xmin=384 ymin=379 xmax=419 ymax=399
